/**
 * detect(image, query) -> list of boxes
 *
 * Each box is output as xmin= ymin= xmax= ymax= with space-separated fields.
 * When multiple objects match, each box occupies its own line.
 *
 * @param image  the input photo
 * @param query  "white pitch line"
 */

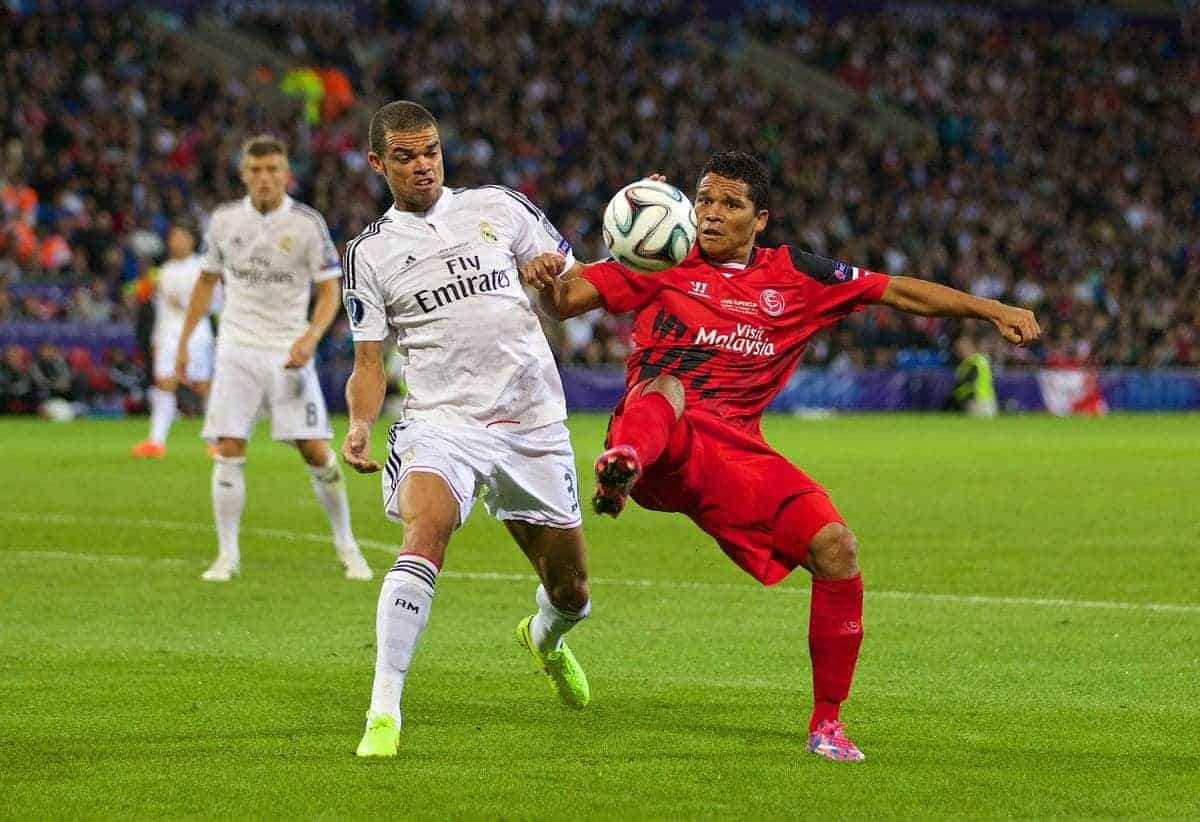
xmin=2 ymin=511 xmax=1198 ymax=615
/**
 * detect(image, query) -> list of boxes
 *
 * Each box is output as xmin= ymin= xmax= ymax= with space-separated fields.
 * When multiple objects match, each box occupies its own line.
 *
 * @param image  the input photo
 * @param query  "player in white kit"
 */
xmin=176 ymin=136 xmax=372 ymax=583
xmin=341 ymin=102 xmax=593 ymax=757
xmin=130 ymin=221 xmax=216 ymax=458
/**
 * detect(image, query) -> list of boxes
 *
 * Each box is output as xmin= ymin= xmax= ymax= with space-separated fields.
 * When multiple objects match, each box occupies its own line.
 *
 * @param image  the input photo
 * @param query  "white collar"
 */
xmin=243 ymin=194 xmax=292 ymax=219
xmin=388 ymin=187 xmax=454 ymax=223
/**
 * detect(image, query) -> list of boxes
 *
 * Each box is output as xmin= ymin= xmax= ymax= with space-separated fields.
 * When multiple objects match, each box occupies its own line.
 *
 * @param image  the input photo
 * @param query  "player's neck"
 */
xmin=703 ymin=245 xmax=754 ymax=267
xmin=250 ymin=194 xmax=284 ymax=214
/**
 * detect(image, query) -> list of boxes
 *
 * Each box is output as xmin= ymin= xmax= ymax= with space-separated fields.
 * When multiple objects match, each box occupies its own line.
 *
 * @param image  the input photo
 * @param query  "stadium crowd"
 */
xmin=1 ymin=1 xmax=1197 ymax=413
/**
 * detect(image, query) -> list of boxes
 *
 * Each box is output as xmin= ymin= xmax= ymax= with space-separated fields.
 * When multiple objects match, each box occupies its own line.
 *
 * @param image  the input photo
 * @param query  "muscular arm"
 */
xmin=879 ymin=276 xmax=1042 ymax=345
xmin=340 ymin=339 xmax=386 ymax=473
xmin=522 ymin=256 xmax=604 ymax=320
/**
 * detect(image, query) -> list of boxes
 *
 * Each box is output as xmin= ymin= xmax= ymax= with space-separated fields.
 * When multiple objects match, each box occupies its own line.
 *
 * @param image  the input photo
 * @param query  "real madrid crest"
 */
xmin=279 ymin=235 xmax=295 ymax=253
xmin=479 ymin=222 xmax=499 ymax=244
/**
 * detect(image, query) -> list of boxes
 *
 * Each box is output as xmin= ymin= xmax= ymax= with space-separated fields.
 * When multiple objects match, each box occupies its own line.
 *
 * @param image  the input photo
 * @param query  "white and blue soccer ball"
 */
xmin=602 ymin=180 xmax=697 ymax=273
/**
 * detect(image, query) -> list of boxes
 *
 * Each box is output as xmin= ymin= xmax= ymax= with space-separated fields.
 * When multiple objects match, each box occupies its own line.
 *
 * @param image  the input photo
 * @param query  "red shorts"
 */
xmin=607 ymin=402 xmax=844 ymax=586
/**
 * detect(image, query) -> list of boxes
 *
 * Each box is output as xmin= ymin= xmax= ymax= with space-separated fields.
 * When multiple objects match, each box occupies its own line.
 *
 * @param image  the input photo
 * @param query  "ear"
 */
xmin=755 ymin=209 xmax=769 ymax=234
xmin=367 ymin=152 xmax=385 ymax=175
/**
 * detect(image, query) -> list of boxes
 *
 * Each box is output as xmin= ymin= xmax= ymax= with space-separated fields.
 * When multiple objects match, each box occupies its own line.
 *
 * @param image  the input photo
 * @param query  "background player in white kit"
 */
xmin=176 ymin=136 xmax=372 ymax=583
xmin=341 ymin=102 xmax=593 ymax=757
xmin=131 ymin=221 xmax=216 ymax=458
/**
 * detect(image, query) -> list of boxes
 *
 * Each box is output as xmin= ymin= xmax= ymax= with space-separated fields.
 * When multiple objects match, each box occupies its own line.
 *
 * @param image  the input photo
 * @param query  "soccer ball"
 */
xmin=602 ymin=180 xmax=697 ymax=272
xmin=39 ymin=398 xmax=76 ymax=423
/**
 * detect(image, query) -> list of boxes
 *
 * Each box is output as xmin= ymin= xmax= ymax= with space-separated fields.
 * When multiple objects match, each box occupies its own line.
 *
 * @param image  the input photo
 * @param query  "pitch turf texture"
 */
xmin=2 ymin=413 xmax=1198 ymax=819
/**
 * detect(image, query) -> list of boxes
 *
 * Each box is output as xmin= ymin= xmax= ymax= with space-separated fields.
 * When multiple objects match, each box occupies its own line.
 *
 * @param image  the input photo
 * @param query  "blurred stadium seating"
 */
xmin=1 ymin=0 xmax=1197 ymax=415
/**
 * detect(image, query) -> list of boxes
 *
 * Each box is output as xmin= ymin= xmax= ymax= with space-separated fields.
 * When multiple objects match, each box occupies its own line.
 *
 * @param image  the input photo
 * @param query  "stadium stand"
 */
xmin=0 ymin=1 xmax=1196 ymax=416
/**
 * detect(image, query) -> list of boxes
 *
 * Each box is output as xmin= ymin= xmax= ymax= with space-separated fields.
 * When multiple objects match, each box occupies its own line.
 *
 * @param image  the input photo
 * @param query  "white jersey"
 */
xmin=342 ymin=186 xmax=575 ymax=432
xmin=200 ymin=195 xmax=340 ymax=351
xmin=153 ymin=254 xmax=214 ymax=348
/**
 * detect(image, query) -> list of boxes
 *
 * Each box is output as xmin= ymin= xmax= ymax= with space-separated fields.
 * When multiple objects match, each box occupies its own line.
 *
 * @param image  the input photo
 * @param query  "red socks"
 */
xmin=808 ymin=573 xmax=864 ymax=731
xmin=609 ymin=390 xmax=677 ymax=468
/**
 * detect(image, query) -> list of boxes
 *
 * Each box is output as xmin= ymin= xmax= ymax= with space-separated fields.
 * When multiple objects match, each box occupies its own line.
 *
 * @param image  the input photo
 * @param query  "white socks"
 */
xmin=370 ymin=554 xmax=438 ymax=721
xmin=211 ymin=455 xmax=246 ymax=563
xmin=530 ymin=583 xmax=591 ymax=654
xmin=307 ymin=453 xmax=357 ymax=553
xmin=148 ymin=387 xmax=177 ymax=445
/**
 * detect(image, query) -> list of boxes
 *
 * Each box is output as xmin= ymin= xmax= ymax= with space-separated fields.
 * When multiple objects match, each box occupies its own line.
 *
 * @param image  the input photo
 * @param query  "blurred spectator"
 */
xmin=0 ymin=343 xmax=35 ymax=413
xmin=29 ymin=342 xmax=72 ymax=402
xmin=0 ymin=0 xmax=1195 ymax=422
xmin=105 ymin=348 xmax=144 ymax=407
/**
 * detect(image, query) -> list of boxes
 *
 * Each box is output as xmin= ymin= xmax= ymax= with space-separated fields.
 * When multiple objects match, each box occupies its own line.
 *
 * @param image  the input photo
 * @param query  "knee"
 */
xmin=545 ymin=574 xmax=590 ymax=613
xmin=296 ymin=439 xmax=330 ymax=467
xmin=643 ymin=374 xmax=685 ymax=419
xmin=807 ymin=523 xmax=859 ymax=579
xmin=216 ymin=438 xmax=246 ymax=459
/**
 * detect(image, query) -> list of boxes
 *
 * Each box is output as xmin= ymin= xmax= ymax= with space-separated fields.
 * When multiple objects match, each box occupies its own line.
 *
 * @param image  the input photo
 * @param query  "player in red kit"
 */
xmin=521 ymin=152 xmax=1042 ymax=761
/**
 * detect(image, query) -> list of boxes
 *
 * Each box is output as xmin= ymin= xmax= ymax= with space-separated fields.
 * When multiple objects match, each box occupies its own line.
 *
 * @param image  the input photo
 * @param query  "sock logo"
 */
xmin=394 ymin=598 xmax=421 ymax=613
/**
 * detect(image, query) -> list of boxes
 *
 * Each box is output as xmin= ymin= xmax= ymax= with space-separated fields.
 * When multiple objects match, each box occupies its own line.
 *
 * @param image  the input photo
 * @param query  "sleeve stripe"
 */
xmin=293 ymin=202 xmax=337 ymax=251
xmin=480 ymin=184 xmax=545 ymax=220
xmin=342 ymin=215 xmax=391 ymax=290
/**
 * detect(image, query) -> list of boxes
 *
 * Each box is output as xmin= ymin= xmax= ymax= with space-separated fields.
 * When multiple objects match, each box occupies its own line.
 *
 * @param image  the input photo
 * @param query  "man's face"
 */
xmin=166 ymin=226 xmax=195 ymax=259
xmin=693 ymin=174 xmax=768 ymax=263
xmin=369 ymin=126 xmax=444 ymax=212
xmin=240 ymin=152 xmax=289 ymax=208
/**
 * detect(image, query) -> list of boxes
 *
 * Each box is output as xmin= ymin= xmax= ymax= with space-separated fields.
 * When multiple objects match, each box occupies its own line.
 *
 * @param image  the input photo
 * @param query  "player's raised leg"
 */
xmin=204 ymin=437 xmax=247 ymax=581
xmin=594 ymin=374 xmax=684 ymax=517
xmin=357 ymin=472 xmax=456 ymax=757
xmin=777 ymin=498 xmax=866 ymax=761
xmin=297 ymin=438 xmax=371 ymax=580
xmin=507 ymin=520 xmax=591 ymax=708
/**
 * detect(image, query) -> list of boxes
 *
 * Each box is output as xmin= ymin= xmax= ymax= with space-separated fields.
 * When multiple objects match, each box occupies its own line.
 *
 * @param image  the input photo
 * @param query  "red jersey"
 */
xmin=583 ymin=245 xmax=889 ymax=435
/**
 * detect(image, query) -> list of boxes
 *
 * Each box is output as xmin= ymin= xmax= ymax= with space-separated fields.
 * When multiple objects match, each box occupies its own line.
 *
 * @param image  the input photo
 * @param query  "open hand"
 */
xmin=341 ymin=422 xmax=381 ymax=474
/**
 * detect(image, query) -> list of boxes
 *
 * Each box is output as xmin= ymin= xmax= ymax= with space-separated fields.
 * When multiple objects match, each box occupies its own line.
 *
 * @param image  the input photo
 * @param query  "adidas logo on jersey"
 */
xmin=413 ymin=269 xmax=512 ymax=313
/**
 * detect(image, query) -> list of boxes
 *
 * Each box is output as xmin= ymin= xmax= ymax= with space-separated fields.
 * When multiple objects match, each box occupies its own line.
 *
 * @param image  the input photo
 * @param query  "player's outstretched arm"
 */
xmin=879 ymin=276 xmax=1042 ymax=346
xmin=174 ymin=271 xmax=220 ymax=384
xmin=342 ymin=340 xmax=386 ymax=474
xmin=520 ymin=255 xmax=603 ymax=320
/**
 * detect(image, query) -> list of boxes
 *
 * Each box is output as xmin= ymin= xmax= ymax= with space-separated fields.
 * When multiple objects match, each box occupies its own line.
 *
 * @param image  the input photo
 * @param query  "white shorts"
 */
xmin=153 ymin=331 xmax=215 ymax=383
xmin=201 ymin=343 xmax=333 ymax=442
xmin=381 ymin=419 xmax=582 ymax=530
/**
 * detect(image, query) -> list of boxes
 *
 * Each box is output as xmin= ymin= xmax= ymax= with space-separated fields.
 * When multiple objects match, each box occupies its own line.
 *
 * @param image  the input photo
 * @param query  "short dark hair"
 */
xmin=698 ymin=151 xmax=770 ymax=210
xmin=168 ymin=218 xmax=199 ymax=241
xmin=370 ymin=100 xmax=438 ymax=156
xmin=241 ymin=135 xmax=287 ymax=158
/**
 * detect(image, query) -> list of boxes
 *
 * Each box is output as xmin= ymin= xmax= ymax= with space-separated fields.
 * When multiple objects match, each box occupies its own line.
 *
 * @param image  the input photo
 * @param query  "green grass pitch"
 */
xmin=2 ymin=412 xmax=1198 ymax=819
